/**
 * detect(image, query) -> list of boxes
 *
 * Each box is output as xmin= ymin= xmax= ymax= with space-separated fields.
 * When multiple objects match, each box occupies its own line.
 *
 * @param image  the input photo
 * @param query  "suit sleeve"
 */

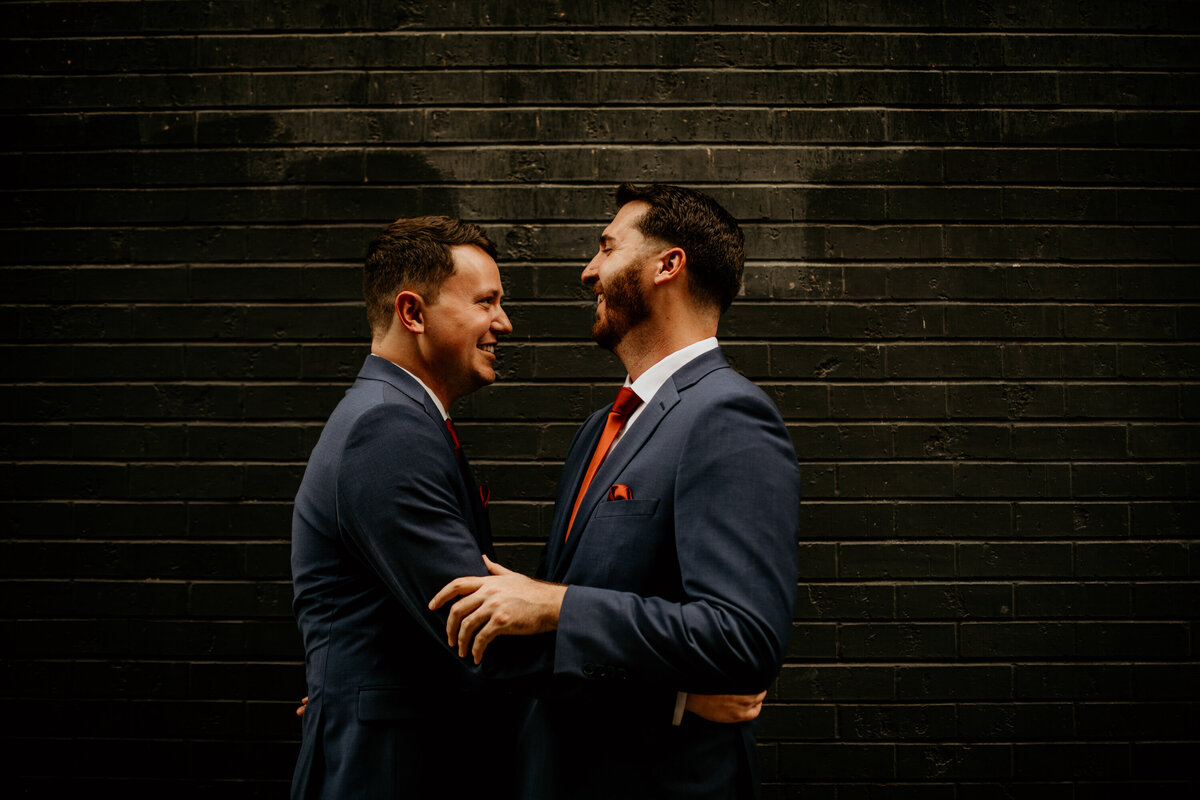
xmin=336 ymin=403 xmax=554 ymax=682
xmin=553 ymin=390 xmax=801 ymax=693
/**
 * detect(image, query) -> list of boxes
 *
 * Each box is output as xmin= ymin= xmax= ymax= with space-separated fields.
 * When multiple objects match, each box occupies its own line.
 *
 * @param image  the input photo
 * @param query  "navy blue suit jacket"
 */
xmin=521 ymin=348 xmax=802 ymax=799
xmin=290 ymin=355 xmax=548 ymax=799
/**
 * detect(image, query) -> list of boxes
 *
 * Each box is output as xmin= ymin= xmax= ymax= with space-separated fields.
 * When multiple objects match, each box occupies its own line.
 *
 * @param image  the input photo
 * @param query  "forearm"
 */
xmin=554 ymin=584 xmax=788 ymax=693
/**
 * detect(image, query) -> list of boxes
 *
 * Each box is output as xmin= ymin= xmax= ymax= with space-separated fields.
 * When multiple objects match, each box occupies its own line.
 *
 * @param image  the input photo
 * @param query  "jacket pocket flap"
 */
xmin=593 ymin=497 xmax=659 ymax=518
xmin=358 ymin=687 xmax=422 ymax=721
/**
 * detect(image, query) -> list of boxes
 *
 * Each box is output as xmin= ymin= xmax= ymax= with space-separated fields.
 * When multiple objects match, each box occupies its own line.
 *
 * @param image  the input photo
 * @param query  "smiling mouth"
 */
xmin=477 ymin=344 xmax=495 ymax=354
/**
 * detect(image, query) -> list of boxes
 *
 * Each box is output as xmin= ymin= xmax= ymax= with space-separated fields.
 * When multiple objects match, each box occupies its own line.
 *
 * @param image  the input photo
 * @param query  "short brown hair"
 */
xmin=363 ymin=216 xmax=497 ymax=336
xmin=615 ymin=183 xmax=745 ymax=313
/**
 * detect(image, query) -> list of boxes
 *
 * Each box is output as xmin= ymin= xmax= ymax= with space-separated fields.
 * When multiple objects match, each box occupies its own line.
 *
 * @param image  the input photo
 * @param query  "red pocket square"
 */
xmin=608 ymin=484 xmax=632 ymax=501
xmin=479 ymin=485 xmax=490 ymax=509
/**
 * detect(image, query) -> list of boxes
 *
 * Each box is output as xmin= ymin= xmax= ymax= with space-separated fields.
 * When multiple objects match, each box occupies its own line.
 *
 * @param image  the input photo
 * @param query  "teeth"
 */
xmin=477 ymin=344 xmax=494 ymax=353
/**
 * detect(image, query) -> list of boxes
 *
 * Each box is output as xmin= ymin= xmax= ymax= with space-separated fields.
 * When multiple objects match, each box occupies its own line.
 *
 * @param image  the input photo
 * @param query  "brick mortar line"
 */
xmin=9 ymin=27 xmax=1200 ymax=37
xmin=7 ymin=143 xmax=1197 ymax=152
xmin=12 ymin=102 xmax=1200 ymax=111
xmin=11 ymin=67 xmax=1200 ymax=76
xmin=7 ymin=143 xmax=1195 ymax=154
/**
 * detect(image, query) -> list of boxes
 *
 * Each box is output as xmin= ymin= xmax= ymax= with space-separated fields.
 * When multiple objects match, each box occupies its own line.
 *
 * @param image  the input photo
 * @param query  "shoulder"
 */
xmin=336 ymin=387 xmax=454 ymax=476
xmin=685 ymin=365 xmax=783 ymax=420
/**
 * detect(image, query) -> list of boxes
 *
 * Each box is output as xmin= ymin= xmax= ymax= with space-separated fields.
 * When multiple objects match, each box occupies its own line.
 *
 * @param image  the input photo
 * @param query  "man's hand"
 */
xmin=296 ymin=696 xmax=308 ymax=717
xmin=685 ymin=691 xmax=767 ymax=723
xmin=428 ymin=556 xmax=567 ymax=664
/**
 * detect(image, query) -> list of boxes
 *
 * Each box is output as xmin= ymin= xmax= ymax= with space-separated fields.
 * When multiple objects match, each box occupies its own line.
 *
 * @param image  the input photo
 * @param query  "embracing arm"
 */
xmin=339 ymin=405 xmax=553 ymax=681
xmin=552 ymin=393 xmax=801 ymax=692
xmin=433 ymin=390 xmax=801 ymax=694
xmin=429 ymin=557 xmax=768 ymax=723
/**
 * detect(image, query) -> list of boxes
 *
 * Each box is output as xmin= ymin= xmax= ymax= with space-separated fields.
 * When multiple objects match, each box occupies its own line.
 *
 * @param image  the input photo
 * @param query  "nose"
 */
xmin=581 ymin=254 xmax=600 ymax=286
xmin=493 ymin=304 xmax=513 ymax=335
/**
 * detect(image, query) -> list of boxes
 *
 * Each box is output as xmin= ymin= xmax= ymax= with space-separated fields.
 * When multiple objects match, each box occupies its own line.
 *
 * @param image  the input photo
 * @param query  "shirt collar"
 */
xmin=625 ymin=337 xmax=719 ymax=402
xmin=369 ymin=353 xmax=449 ymax=420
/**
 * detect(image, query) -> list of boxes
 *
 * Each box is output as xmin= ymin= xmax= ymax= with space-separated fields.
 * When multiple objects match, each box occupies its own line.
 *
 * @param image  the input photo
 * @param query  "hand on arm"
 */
xmin=550 ymin=393 xmax=801 ymax=690
xmin=685 ymin=691 xmax=766 ymax=723
xmin=429 ymin=556 xmax=567 ymax=664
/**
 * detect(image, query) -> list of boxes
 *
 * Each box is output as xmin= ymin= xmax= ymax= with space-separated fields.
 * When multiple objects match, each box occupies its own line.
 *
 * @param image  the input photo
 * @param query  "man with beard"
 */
xmin=432 ymin=184 xmax=802 ymax=799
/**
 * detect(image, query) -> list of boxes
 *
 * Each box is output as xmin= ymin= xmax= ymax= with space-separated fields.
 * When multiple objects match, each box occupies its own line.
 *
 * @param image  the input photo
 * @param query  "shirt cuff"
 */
xmin=672 ymin=691 xmax=687 ymax=726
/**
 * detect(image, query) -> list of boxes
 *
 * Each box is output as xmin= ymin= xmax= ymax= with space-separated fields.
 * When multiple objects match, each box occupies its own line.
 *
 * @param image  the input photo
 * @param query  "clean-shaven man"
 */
xmin=290 ymin=216 xmax=547 ymax=799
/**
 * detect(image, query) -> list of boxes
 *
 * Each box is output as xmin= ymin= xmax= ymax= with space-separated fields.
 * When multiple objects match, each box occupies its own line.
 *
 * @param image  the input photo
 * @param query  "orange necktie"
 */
xmin=566 ymin=386 xmax=642 ymax=539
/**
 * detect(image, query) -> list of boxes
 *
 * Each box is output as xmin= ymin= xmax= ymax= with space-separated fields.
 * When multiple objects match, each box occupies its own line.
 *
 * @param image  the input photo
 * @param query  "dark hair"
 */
xmin=615 ymin=183 xmax=745 ymax=313
xmin=362 ymin=216 xmax=497 ymax=336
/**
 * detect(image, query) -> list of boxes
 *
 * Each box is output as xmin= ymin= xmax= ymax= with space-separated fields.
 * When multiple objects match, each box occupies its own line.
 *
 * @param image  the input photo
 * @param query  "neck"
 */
xmin=614 ymin=315 xmax=716 ymax=382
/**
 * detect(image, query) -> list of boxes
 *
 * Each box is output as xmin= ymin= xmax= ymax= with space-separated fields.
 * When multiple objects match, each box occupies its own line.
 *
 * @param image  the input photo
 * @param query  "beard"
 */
xmin=592 ymin=260 xmax=651 ymax=351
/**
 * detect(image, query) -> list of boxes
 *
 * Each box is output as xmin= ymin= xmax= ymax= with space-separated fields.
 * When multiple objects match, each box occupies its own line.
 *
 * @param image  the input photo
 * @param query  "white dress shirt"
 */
xmin=612 ymin=337 xmax=719 ymax=451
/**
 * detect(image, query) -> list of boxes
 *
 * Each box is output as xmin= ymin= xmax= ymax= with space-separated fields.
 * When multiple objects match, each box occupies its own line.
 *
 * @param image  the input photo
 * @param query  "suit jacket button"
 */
xmin=583 ymin=663 xmax=596 ymax=677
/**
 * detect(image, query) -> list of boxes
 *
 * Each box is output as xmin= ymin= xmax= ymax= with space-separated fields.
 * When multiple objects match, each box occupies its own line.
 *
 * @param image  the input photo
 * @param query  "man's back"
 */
xmin=291 ymin=356 xmax=519 ymax=799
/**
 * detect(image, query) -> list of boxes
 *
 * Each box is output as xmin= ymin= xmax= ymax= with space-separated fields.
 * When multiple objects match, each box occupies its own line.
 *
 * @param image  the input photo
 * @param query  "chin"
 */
xmin=592 ymin=323 xmax=621 ymax=352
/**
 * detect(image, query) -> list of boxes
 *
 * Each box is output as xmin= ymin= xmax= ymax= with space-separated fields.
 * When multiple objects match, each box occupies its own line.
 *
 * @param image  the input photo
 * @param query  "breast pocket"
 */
xmin=575 ymin=498 xmax=667 ymax=591
xmin=593 ymin=497 xmax=660 ymax=518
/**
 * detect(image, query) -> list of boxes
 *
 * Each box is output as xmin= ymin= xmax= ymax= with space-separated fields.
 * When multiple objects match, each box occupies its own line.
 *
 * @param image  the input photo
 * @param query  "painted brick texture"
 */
xmin=3 ymin=1 xmax=1198 ymax=796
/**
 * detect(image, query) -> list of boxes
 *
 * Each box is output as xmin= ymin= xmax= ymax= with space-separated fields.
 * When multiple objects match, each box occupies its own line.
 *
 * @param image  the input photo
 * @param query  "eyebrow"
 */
xmin=599 ymin=234 xmax=613 ymax=247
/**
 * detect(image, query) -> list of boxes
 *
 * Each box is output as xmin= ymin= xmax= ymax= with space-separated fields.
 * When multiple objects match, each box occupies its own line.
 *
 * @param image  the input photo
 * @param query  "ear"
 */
xmin=394 ymin=290 xmax=426 ymax=334
xmin=652 ymin=246 xmax=687 ymax=286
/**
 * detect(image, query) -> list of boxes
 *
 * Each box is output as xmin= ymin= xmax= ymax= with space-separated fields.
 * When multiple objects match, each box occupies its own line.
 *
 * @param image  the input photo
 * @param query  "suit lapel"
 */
xmin=356 ymin=355 xmax=492 ymax=554
xmin=550 ymin=381 xmax=680 ymax=579
xmin=547 ymin=347 xmax=732 ymax=581
xmin=543 ymin=409 xmax=607 ymax=575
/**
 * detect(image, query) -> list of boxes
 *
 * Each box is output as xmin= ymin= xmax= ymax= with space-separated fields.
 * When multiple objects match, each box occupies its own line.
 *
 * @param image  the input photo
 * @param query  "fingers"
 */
xmin=455 ymin=597 xmax=509 ymax=659
xmin=428 ymin=576 xmax=484 ymax=611
xmin=470 ymin=618 xmax=500 ymax=664
xmin=445 ymin=591 xmax=488 ymax=648
xmin=451 ymin=599 xmax=484 ymax=657
xmin=684 ymin=692 xmax=766 ymax=723
xmin=483 ymin=555 xmax=513 ymax=575
xmin=296 ymin=696 xmax=309 ymax=717
xmin=740 ymin=692 xmax=766 ymax=721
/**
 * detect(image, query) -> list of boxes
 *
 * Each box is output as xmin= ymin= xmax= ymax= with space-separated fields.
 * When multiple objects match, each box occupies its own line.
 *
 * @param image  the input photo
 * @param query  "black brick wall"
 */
xmin=3 ymin=2 xmax=1198 ymax=796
